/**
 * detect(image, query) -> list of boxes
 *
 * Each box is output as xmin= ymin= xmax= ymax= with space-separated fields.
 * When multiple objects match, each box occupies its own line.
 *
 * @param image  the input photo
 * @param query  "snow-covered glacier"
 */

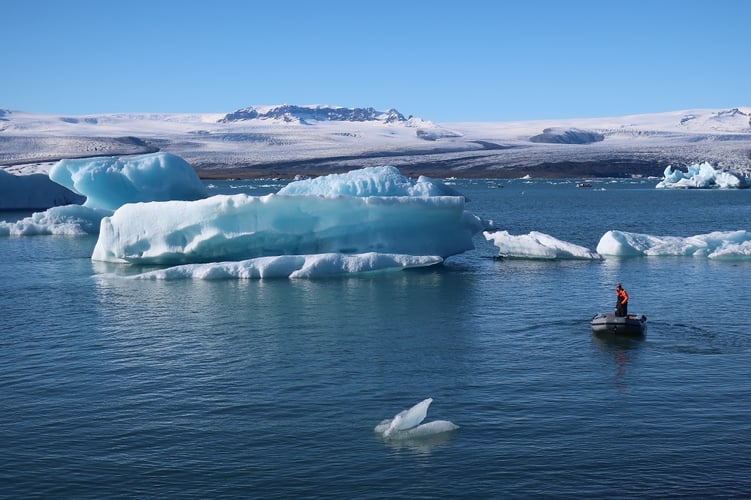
xmin=92 ymin=165 xmax=487 ymax=266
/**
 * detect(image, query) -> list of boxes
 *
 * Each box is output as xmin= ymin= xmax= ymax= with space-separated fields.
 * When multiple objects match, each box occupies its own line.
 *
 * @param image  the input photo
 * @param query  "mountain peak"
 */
xmin=218 ymin=105 xmax=407 ymax=124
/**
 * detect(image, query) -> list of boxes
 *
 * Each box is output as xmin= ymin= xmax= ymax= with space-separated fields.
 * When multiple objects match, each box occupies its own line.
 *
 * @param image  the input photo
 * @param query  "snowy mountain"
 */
xmin=1 ymin=105 xmax=749 ymax=179
xmin=219 ymin=105 xmax=407 ymax=124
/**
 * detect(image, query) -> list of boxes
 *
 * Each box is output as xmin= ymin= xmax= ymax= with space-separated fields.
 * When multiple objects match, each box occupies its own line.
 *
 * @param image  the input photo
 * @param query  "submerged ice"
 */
xmin=125 ymin=253 xmax=443 ymax=280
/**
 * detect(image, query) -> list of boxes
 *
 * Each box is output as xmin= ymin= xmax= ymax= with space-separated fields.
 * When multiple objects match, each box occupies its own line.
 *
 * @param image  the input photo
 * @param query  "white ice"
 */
xmin=483 ymin=230 xmax=602 ymax=260
xmin=0 ymin=205 xmax=111 ymax=236
xmin=93 ymin=169 xmax=486 ymax=265
xmin=374 ymin=398 xmax=459 ymax=440
xmin=656 ymin=162 xmax=749 ymax=189
xmin=122 ymin=253 xmax=442 ymax=280
xmin=596 ymin=230 xmax=751 ymax=259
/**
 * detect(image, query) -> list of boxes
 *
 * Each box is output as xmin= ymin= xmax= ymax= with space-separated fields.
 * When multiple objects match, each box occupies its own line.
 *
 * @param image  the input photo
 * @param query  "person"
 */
xmin=615 ymin=283 xmax=629 ymax=317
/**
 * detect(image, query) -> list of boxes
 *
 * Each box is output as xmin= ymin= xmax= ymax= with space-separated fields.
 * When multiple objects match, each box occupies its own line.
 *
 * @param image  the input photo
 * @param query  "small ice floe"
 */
xmin=483 ymin=230 xmax=601 ymax=260
xmin=374 ymin=398 xmax=459 ymax=440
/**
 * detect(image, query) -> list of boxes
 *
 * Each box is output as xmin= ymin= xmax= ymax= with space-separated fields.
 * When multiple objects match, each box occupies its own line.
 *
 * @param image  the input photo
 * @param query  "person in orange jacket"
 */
xmin=615 ymin=283 xmax=629 ymax=317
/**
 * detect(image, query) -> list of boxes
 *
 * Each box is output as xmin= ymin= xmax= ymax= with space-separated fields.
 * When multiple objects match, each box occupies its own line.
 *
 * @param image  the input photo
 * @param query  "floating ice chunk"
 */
xmin=656 ymin=162 xmax=748 ymax=189
xmin=277 ymin=166 xmax=464 ymax=197
xmin=0 ymin=205 xmax=110 ymax=236
xmin=375 ymin=398 xmax=458 ymax=440
xmin=596 ymin=230 xmax=751 ymax=259
xmin=122 ymin=253 xmax=442 ymax=280
xmin=49 ymin=152 xmax=208 ymax=211
xmin=394 ymin=420 xmax=460 ymax=439
xmin=384 ymin=398 xmax=433 ymax=436
xmin=93 ymin=192 xmax=483 ymax=264
xmin=483 ymin=230 xmax=601 ymax=260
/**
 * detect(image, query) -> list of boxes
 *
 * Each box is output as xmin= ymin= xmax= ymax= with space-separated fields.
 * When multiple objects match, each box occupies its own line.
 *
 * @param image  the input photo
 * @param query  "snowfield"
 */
xmin=1 ymin=105 xmax=750 ymax=179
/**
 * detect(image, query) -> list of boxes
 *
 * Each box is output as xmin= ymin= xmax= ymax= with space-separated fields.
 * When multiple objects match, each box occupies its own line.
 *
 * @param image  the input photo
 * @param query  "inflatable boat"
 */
xmin=590 ymin=313 xmax=647 ymax=337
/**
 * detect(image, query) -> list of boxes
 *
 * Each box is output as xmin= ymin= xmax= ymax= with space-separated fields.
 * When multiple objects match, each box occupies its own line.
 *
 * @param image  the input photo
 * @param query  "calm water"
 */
xmin=2 ymin=178 xmax=750 ymax=498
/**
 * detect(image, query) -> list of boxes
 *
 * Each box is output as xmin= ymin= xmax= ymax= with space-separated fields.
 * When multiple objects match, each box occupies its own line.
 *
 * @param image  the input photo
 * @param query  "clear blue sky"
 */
xmin=3 ymin=0 xmax=749 ymax=122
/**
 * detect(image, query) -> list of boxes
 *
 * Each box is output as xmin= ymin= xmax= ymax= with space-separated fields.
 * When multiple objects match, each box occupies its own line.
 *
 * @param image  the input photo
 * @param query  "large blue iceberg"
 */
xmin=93 ymin=166 xmax=486 ymax=265
xmin=50 ymin=152 xmax=208 ymax=210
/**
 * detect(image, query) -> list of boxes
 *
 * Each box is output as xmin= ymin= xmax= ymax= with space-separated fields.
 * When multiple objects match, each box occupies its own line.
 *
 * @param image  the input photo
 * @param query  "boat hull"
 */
xmin=590 ymin=313 xmax=647 ymax=337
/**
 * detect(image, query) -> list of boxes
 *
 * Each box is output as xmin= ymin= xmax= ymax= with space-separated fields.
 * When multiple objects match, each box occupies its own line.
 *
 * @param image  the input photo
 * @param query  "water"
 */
xmin=2 ymin=178 xmax=750 ymax=498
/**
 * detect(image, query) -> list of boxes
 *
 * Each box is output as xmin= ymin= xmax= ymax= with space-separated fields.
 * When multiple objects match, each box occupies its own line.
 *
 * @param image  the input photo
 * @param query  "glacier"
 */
xmin=656 ymin=162 xmax=749 ymax=189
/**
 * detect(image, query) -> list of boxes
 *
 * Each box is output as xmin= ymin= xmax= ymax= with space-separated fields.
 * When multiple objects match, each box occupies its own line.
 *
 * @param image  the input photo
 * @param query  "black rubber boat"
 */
xmin=590 ymin=313 xmax=647 ymax=337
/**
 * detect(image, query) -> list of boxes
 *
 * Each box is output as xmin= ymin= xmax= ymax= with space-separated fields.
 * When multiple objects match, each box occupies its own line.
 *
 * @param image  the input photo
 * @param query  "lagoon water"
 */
xmin=2 ymin=178 xmax=750 ymax=498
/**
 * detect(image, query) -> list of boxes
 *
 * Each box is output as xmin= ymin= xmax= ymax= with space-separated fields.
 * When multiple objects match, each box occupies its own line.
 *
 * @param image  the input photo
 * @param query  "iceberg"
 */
xmin=374 ymin=398 xmax=459 ymax=440
xmin=123 ymin=253 xmax=443 ymax=280
xmin=483 ymin=230 xmax=602 ymax=260
xmin=92 ymin=167 xmax=486 ymax=265
xmin=49 ymin=152 xmax=208 ymax=210
xmin=277 ymin=166 xmax=465 ymax=198
xmin=596 ymin=230 xmax=751 ymax=259
xmin=656 ymin=162 xmax=749 ymax=189
xmin=1 ymin=152 xmax=208 ymax=236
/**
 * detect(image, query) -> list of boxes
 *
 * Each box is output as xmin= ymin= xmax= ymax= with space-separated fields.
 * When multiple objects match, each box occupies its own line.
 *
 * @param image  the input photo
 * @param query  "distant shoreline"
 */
xmin=193 ymin=158 xmax=671 ymax=181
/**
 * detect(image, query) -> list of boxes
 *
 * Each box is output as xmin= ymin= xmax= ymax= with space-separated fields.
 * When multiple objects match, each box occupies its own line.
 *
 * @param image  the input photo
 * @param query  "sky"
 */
xmin=3 ymin=0 xmax=750 ymax=122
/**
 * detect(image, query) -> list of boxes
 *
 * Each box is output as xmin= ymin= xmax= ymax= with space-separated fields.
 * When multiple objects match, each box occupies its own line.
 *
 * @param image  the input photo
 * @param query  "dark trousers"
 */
xmin=616 ymin=302 xmax=628 ymax=317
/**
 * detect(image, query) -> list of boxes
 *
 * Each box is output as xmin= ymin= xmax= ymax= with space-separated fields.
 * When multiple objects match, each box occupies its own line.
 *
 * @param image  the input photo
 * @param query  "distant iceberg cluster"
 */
xmin=656 ymin=162 xmax=749 ymax=189
xmin=483 ymin=229 xmax=751 ymax=260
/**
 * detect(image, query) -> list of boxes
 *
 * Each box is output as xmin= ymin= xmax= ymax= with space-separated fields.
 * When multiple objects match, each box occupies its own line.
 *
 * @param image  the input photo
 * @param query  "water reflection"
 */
xmin=591 ymin=331 xmax=644 ymax=395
